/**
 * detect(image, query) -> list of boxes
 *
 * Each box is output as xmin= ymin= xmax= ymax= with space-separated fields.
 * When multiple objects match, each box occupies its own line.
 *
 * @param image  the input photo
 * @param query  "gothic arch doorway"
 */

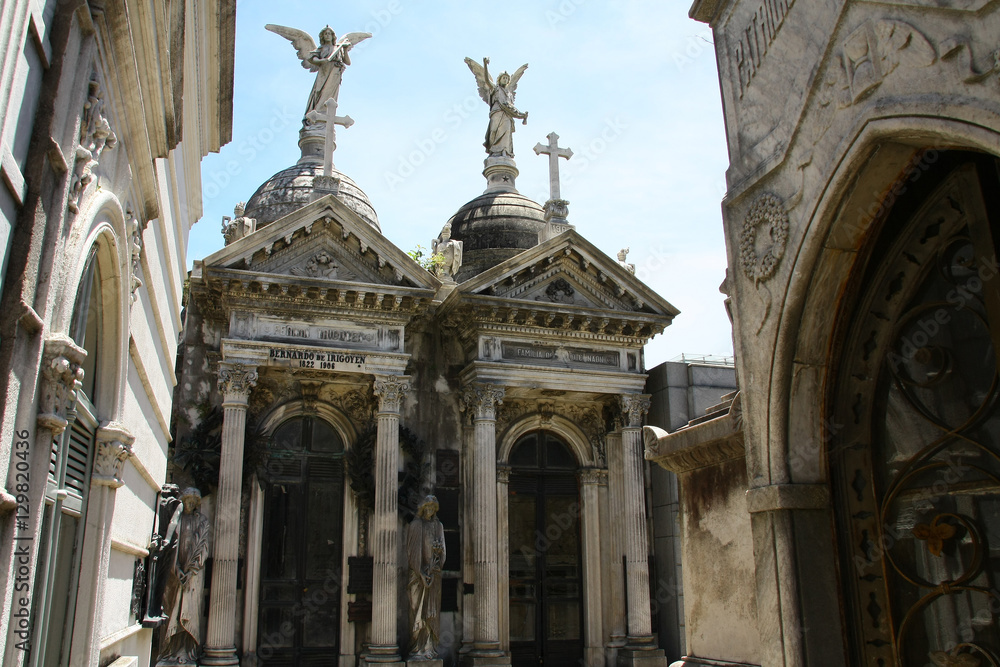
xmin=507 ymin=431 xmax=583 ymax=666
xmin=257 ymin=415 xmax=345 ymax=666
xmin=830 ymin=152 xmax=1000 ymax=664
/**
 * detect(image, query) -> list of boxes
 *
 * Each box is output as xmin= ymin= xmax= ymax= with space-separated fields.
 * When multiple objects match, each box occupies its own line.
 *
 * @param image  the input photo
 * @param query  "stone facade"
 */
xmin=646 ymin=1 xmax=1000 ymax=665
xmin=170 ymin=49 xmax=686 ymax=662
xmin=0 ymin=2 xmax=235 ymax=666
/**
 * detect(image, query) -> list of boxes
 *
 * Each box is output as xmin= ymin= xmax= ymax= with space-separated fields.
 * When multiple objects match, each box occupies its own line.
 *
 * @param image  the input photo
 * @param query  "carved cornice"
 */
xmin=373 ymin=375 xmax=410 ymax=414
xmin=460 ymin=383 xmax=506 ymax=422
xmin=643 ymin=422 xmax=746 ymax=475
xmin=619 ymin=394 xmax=651 ymax=429
xmin=92 ymin=422 xmax=136 ymax=488
xmin=218 ymin=363 xmax=258 ymax=404
xmin=38 ymin=336 xmax=87 ymax=434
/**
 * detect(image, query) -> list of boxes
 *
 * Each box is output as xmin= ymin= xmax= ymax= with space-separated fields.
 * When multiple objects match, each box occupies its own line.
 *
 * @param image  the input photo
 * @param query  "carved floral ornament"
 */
xmin=373 ymin=375 xmax=410 ymax=413
xmin=739 ymin=192 xmax=789 ymax=285
xmin=619 ymin=393 xmax=651 ymax=429
xmin=93 ymin=422 xmax=136 ymax=488
xmin=38 ymin=337 xmax=87 ymax=432
xmin=218 ymin=364 xmax=259 ymax=401
xmin=459 ymin=383 xmax=506 ymax=421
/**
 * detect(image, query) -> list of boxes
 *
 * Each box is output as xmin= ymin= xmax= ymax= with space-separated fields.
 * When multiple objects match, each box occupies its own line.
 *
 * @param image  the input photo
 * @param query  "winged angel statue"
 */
xmin=266 ymin=24 xmax=371 ymax=118
xmin=465 ymin=57 xmax=529 ymax=158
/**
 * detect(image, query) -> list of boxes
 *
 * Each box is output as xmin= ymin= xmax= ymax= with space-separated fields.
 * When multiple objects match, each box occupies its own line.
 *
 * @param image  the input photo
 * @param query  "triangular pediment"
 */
xmin=199 ymin=195 xmax=440 ymax=290
xmin=451 ymin=230 xmax=679 ymax=317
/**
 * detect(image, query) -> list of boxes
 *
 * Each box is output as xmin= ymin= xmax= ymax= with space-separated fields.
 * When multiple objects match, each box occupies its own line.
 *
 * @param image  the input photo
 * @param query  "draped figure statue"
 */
xmin=406 ymin=495 xmax=446 ymax=660
xmin=156 ymin=487 xmax=210 ymax=666
xmin=465 ymin=57 xmax=529 ymax=158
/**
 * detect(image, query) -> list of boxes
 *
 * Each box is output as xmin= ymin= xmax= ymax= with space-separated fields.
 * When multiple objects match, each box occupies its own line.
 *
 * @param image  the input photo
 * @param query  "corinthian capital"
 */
xmin=619 ymin=393 xmax=651 ymax=429
xmin=460 ymin=383 xmax=506 ymax=421
xmin=38 ymin=336 xmax=87 ymax=434
xmin=373 ymin=375 xmax=410 ymax=414
xmin=92 ymin=422 xmax=136 ymax=488
xmin=218 ymin=363 xmax=258 ymax=404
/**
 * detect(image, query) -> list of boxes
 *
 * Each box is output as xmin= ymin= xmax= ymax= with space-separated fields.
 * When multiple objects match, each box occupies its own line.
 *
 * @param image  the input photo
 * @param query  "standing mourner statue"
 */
xmin=156 ymin=488 xmax=210 ymax=666
xmin=465 ymin=57 xmax=529 ymax=158
xmin=406 ymin=495 xmax=446 ymax=660
xmin=431 ymin=222 xmax=463 ymax=283
xmin=266 ymin=23 xmax=372 ymax=118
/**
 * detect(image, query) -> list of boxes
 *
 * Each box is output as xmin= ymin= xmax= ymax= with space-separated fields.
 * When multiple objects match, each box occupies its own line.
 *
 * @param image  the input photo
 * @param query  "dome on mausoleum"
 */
xmin=447 ymin=190 xmax=546 ymax=283
xmin=244 ymin=162 xmax=380 ymax=231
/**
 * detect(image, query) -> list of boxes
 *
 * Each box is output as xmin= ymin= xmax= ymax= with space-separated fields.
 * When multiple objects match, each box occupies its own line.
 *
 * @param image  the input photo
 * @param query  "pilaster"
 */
xmin=203 ymin=363 xmax=257 ymax=666
xmin=71 ymin=422 xmax=135 ymax=666
xmin=579 ymin=467 xmax=606 ymax=667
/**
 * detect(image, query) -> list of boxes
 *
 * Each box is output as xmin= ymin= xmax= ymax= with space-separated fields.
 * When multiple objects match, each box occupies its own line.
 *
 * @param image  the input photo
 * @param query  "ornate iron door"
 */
xmin=832 ymin=154 xmax=1000 ymax=665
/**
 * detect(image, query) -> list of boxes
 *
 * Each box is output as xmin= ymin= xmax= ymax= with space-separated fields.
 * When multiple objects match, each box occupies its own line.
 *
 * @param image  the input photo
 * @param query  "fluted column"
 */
xmin=579 ymin=468 xmax=606 ymax=667
xmin=367 ymin=375 xmax=410 ymax=664
xmin=203 ymin=363 xmax=258 ymax=666
xmin=460 ymin=383 xmax=508 ymax=664
xmin=620 ymin=394 xmax=656 ymax=647
xmin=604 ymin=427 xmax=627 ymax=650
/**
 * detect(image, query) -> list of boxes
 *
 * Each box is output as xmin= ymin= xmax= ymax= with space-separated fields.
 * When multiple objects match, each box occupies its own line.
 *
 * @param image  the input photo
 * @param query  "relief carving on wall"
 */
xmin=69 ymin=71 xmax=118 ymax=215
xmin=738 ymin=192 xmax=789 ymax=333
xmin=128 ymin=208 xmax=147 ymax=306
xmin=290 ymin=250 xmax=340 ymax=278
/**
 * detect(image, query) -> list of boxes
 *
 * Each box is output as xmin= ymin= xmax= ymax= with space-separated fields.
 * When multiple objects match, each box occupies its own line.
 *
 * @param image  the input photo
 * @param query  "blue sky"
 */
xmin=191 ymin=1 xmax=733 ymax=366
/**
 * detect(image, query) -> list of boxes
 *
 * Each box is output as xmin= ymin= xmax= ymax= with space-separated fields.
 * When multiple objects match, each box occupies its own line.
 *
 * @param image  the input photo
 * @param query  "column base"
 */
xmin=365 ymin=646 xmax=403 ymax=664
xmin=668 ymin=659 xmax=760 ymax=667
xmin=200 ymin=646 xmax=240 ymax=666
xmin=617 ymin=648 xmax=668 ymax=667
xmin=461 ymin=650 xmax=510 ymax=666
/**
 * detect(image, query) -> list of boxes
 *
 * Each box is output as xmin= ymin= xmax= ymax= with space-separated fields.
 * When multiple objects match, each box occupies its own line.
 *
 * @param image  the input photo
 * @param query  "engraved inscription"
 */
xmin=268 ymin=347 xmax=367 ymax=371
xmin=734 ymin=0 xmax=797 ymax=98
xmin=568 ymin=349 xmax=620 ymax=367
xmin=501 ymin=342 xmax=556 ymax=361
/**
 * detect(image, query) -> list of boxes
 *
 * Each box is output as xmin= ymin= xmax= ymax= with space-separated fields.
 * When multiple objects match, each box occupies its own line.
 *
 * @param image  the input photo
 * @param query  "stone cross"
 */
xmin=533 ymin=132 xmax=573 ymax=202
xmin=312 ymin=98 xmax=355 ymax=177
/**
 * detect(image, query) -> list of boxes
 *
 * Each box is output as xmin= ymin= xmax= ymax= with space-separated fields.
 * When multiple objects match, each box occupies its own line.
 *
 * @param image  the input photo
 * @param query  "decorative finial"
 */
xmin=617 ymin=248 xmax=635 ymax=274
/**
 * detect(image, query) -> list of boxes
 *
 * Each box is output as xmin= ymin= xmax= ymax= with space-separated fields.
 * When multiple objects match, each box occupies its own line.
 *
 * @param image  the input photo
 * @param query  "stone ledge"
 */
xmin=670 ymin=658 xmax=760 ymax=667
xmin=746 ymin=483 xmax=830 ymax=513
xmin=643 ymin=417 xmax=744 ymax=474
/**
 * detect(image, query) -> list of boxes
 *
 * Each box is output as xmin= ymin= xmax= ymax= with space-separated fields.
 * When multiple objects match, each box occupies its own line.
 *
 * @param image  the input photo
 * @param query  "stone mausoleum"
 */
xmin=162 ymin=27 xmax=681 ymax=667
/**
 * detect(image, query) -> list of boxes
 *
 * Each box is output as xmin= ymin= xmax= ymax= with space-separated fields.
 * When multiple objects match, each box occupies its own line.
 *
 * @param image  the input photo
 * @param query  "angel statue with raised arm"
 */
xmin=465 ymin=57 xmax=529 ymax=158
xmin=266 ymin=24 xmax=371 ymax=119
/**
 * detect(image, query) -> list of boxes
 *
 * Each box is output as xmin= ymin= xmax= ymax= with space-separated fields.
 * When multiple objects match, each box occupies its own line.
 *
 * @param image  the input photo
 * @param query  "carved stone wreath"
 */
xmin=739 ymin=193 xmax=789 ymax=283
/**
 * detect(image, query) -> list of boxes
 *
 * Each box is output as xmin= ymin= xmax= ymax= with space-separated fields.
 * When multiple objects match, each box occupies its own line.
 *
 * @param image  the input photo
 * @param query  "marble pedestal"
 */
xmin=406 ymin=660 xmax=444 ymax=667
xmin=460 ymin=657 xmax=511 ymax=666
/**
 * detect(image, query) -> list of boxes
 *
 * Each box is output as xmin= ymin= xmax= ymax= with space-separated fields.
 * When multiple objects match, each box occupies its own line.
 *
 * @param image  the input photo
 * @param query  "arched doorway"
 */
xmin=830 ymin=151 xmax=1000 ymax=664
xmin=257 ymin=415 xmax=345 ymax=665
xmin=507 ymin=431 xmax=583 ymax=666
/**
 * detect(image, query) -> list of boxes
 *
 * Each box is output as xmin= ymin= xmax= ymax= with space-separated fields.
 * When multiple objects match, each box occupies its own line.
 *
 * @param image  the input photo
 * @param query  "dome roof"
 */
xmin=244 ymin=162 xmax=379 ymax=231
xmin=447 ymin=191 xmax=546 ymax=282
